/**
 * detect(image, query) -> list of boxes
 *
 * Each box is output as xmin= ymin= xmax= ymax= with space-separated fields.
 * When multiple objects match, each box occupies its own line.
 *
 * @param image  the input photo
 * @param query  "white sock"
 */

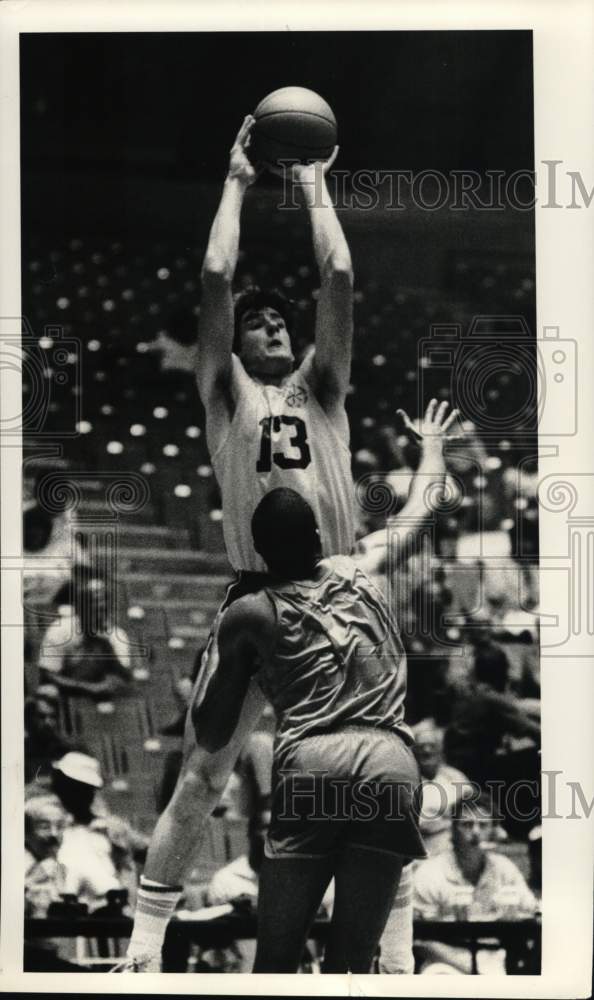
xmin=127 ymin=876 xmax=183 ymax=958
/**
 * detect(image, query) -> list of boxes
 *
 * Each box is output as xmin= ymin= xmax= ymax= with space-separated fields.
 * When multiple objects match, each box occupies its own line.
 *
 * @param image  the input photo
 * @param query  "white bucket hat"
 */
xmin=52 ymin=752 xmax=104 ymax=789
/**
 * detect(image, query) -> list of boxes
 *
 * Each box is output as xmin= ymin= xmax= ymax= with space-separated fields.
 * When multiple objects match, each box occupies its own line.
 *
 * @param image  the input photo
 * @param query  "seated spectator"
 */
xmin=413 ymin=795 xmax=538 ymax=975
xmin=24 ymin=685 xmax=84 ymax=786
xmin=23 ymin=794 xmax=86 ymax=971
xmin=50 ymin=752 xmax=145 ymax=913
xmin=23 ymin=498 xmax=88 ymax=686
xmin=23 ymin=500 xmax=87 ymax=608
xmin=444 ymin=627 xmax=541 ymax=842
xmin=413 ymin=718 xmax=471 ymax=856
xmin=25 ymin=794 xmax=69 ymax=918
xmin=207 ymin=812 xmax=266 ymax=911
xmin=444 ymin=623 xmax=540 ymax=777
xmin=89 ymin=814 xmax=148 ymax=910
xmin=38 ymin=577 xmax=132 ymax=701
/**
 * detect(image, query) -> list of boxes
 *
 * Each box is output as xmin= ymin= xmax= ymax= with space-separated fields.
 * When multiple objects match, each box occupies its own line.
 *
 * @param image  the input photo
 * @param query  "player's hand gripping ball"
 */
xmin=248 ymin=86 xmax=337 ymax=167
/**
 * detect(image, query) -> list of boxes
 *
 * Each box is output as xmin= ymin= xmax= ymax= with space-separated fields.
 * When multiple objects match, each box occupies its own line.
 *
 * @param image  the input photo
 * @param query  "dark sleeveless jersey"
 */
xmin=255 ymin=555 xmax=412 ymax=767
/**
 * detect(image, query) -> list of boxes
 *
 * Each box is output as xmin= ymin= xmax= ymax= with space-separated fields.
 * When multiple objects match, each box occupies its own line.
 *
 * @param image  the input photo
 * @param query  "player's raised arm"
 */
xmin=357 ymin=401 xmax=460 ymax=575
xmin=390 ymin=400 xmax=459 ymax=561
xmin=197 ymin=116 xmax=258 ymax=406
xmin=296 ymin=151 xmax=353 ymax=421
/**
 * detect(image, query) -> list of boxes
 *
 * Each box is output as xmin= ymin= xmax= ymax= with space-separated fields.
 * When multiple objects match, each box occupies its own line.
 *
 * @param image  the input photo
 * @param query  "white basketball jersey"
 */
xmin=208 ymin=355 xmax=356 ymax=572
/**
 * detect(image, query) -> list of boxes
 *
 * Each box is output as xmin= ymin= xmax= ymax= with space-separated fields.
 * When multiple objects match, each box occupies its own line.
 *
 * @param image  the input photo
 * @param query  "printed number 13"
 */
xmin=256 ymin=415 xmax=312 ymax=472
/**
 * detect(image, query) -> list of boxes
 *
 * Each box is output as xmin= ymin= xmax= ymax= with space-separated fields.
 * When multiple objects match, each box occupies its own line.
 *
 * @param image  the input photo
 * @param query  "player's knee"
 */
xmin=168 ymin=758 xmax=226 ymax=822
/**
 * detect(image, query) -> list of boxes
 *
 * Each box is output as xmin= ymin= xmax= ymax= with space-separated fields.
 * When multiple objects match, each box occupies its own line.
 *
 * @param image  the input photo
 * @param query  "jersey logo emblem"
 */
xmin=285 ymin=384 xmax=308 ymax=408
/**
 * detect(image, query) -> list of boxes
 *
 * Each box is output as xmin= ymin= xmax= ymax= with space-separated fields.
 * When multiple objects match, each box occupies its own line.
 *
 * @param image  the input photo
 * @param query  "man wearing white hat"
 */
xmin=51 ymin=753 xmax=123 ymax=912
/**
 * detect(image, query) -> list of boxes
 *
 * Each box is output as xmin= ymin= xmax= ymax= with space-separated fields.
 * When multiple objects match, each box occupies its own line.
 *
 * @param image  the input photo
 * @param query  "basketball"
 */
xmin=249 ymin=87 xmax=337 ymax=166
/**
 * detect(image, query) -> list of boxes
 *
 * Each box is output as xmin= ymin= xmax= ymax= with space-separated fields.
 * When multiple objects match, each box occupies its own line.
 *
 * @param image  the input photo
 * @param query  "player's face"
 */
xmin=239 ymin=307 xmax=294 ymax=375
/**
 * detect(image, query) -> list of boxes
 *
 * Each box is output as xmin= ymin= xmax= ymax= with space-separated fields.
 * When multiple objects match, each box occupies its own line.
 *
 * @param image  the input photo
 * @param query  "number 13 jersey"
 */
xmin=208 ymin=355 xmax=356 ymax=572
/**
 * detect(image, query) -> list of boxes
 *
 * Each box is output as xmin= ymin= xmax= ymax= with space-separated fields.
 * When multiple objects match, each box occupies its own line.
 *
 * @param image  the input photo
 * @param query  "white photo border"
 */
xmin=1 ymin=1 xmax=593 ymax=996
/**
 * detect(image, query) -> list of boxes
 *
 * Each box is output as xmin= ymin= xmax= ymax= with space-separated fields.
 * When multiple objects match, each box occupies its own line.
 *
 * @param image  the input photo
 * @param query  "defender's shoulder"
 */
xmin=221 ymin=591 xmax=277 ymax=637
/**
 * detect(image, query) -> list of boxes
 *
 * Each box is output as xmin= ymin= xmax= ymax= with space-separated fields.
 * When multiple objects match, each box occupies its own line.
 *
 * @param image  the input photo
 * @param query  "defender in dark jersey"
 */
xmin=193 ymin=488 xmax=424 ymax=973
xmin=120 ymin=396 xmax=458 ymax=972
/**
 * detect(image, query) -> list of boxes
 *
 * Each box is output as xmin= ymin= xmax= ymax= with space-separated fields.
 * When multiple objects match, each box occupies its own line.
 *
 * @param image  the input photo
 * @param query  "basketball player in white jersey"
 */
xmin=121 ymin=116 xmax=356 ymax=969
xmin=198 ymin=113 xmax=355 ymax=571
xmin=190 ymin=112 xmax=355 ymax=732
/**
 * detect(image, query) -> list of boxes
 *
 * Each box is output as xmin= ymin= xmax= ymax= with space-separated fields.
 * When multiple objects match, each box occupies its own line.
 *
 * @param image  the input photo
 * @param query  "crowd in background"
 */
xmin=21 ymin=233 xmax=541 ymax=973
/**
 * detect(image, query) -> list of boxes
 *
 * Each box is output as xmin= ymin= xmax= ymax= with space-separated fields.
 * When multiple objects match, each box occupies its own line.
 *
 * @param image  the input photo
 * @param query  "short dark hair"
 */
xmin=233 ymin=286 xmax=294 ymax=354
xmin=452 ymin=791 xmax=497 ymax=823
xmin=251 ymin=488 xmax=321 ymax=579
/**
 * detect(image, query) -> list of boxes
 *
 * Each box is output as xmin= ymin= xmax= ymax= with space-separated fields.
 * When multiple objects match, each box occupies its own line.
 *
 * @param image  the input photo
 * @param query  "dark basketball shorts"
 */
xmin=266 ymin=726 xmax=427 ymax=862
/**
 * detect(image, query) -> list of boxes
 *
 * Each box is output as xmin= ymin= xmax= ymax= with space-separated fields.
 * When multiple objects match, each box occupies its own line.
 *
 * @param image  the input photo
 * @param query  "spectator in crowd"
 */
xmin=207 ymin=810 xmax=269 ymax=910
xmin=443 ymin=625 xmax=541 ymax=840
xmin=445 ymin=619 xmax=540 ymax=765
xmin=23 ymin=794 xmax=87 ymax=972
xmin=413 ymin=795 xmax=537 ymax=975
xmin=23 ymin=499 xmax=87 ymax=609
xmin=412 ymin=718 xmax=471 ymax=856
xmin=25 ymin=794 xmax=69 ymax=918
xmin=24 ymin=685 xmax=84 ymax=786
xmin=38 ymin=577 xmax=132 ymax=701
xmin=23 ymin=496 xmax=88 ymax=686
xmin=50 ymin=752 xmax=146 ymax=912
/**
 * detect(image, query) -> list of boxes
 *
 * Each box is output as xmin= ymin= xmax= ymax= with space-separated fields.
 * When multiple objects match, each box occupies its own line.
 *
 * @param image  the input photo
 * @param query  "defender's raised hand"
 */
xmin=397 ymin=399 xmax=461 ymax=447
xmin=228 ymin=116 xmax=259 ymax=186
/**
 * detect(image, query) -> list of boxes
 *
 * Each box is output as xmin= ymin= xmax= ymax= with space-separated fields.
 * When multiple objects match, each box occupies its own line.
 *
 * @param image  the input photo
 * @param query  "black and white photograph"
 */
xmin=1 ymin=2 xmax=593 ymax=994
